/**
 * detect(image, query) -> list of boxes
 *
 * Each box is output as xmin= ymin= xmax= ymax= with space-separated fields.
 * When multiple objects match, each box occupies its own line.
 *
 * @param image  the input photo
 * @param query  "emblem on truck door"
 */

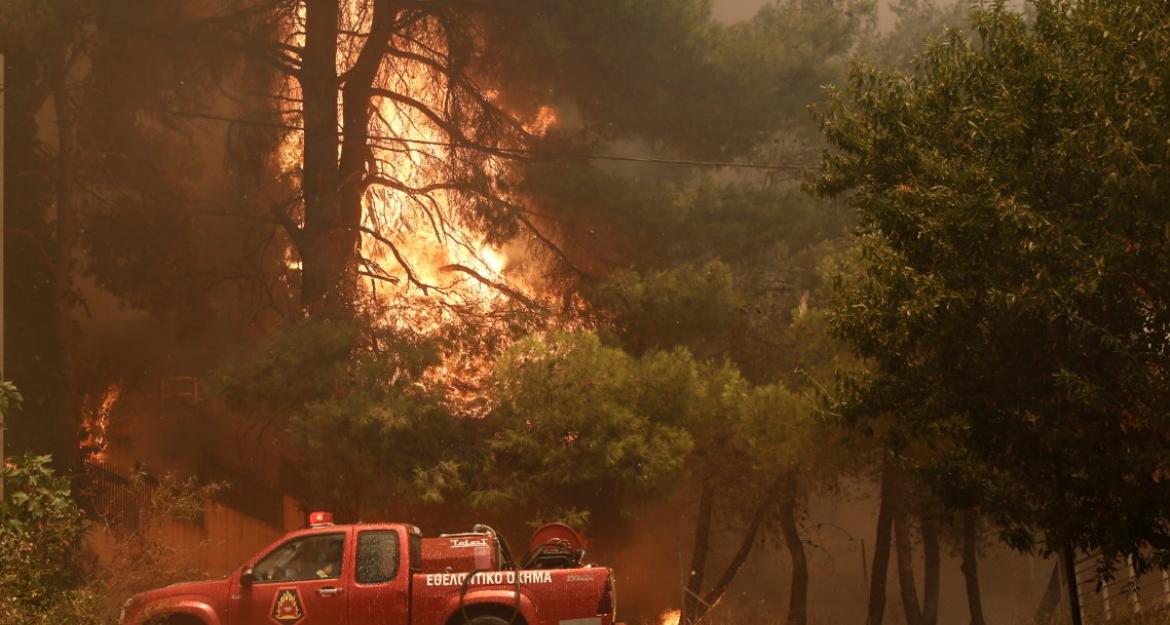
xmin=271 ymin=588 xmax=305 ymax=624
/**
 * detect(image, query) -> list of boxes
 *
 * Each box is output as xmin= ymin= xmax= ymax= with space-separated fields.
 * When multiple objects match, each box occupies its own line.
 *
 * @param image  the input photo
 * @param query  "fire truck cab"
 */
xmin=119 ymin=514 xmax=616 ymax=625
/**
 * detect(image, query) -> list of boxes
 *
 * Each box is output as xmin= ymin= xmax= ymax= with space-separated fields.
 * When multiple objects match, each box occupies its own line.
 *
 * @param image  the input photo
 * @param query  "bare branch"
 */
xmin=440 ymin=263 xmax=544 ymax=311
xmin=342 ymin=223 xmax=437 ymax=293
xmin=516 ymin=213 xmax=593 ymax=279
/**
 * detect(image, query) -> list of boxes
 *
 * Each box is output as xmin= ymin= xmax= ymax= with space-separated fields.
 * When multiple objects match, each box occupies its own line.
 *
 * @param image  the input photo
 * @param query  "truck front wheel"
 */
xmin=449 ymin=610 xmax=527 ymax=625
xmin=466 ymin=616 xmax=512 ymax=625
xmin=147 ymin=614 xmax=204 ymax=625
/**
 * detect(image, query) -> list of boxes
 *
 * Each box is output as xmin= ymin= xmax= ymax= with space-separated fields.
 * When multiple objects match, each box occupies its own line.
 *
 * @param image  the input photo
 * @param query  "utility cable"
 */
xmin=131 ymin=104 xmax=810 ymax=172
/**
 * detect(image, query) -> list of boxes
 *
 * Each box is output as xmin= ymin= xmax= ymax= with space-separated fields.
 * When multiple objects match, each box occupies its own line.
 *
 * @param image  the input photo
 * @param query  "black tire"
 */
xmin=450 ymin=610 xmax=526 ymax=625
xmin=150 ymin=614 xmax=204 ymax=625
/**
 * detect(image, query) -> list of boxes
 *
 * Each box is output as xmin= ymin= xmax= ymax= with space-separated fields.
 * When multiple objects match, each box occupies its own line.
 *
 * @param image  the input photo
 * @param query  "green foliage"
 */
xmin=488 ymin=0 xmax=869 ymax=156
xmin=475 ymin=332 xmax=828 ymax=529
xmin=213 ymin=319 xmax=458 ymax=514
xmin=0 ymin=468 xmax=229 ymax=625
xmin=0 ymin=380 xmax=22 ymax=418
xmin=594 ymin=185 xmax=850 ymax=382
xmin=472 ymin=333 xmax=694 ymax=521
xmin=78 ymin=1 xmax=279 ymax=323
xmin=0 ymin=454 xmax=84 ymax=538
xmin=592 ymin=260 xmax=744 ymax=355
xmin=857 ymin=0 xmax=970 ymax=71
xmin=0 ymin=454 xmax=94 ymax=622
xmin=214 ymin=320 xmax=363 ymax=416
xmin=813 ymin=0 xmax=1170 ymax=564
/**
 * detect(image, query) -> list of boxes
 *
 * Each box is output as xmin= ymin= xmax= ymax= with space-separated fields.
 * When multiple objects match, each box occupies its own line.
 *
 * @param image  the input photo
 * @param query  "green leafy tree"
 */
xmin=857 ymin=0 xmax=969 ymax=70
xmin=477 ymin=332 xmax=831 ymax=625
xmin=0 ymin=454 xmax=96 ymax=623
xmin=812 ymin=0 xmax=1170 ymax=592
xmin=512 ymin=10 xmax=868 ymax=615
xmin=1 ymin=0 xmax=88 ymax=471
xmin=489 ymin=0 xmax=868 ymax=156
xmin=214 ymin=319 xmax=460 ymax=518
xmin=472 ymin=333 xmax=694 ymax=524
xmin=555 ymin=151 xmax=855 ymax=625
xmin=0 ymin=0 xmax=249 ymax=471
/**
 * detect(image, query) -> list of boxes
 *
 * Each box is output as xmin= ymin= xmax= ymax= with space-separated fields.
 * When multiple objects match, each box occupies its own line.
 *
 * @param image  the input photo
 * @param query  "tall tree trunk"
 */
xmin=296 ymin=0 xmax=399 ymax=317
xmin=694 ymin=473 xmax=786 ymax=623
xmin=681 ymin=481 xmax=714 ymax=625
xmin=4 ymin=51 xmax=57 ymax=454
xmin=892 ymin=473 xmax=924 ymax=625
xmin=1034 ymin=561 xmax=1062 ymax=625
xmin=297 ymin=0 xmax=343 ymax=315
xmin=921 ymin=511 xmax=941 ymax=625
xmin=52 ymin=48 xmax=81 ymax=477
xmin=336 ymin=0 xmax=394 ymax=304
xmin=960 ymin=510 xmax=987 ymax=625
xmin=867 ymin=460 xmax=896 ymax=625
xmin=779 ymin=470 xmax=808 ymax=625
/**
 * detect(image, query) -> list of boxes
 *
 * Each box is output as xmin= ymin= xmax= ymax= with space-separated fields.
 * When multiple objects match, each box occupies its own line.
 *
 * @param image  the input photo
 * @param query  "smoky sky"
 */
xmin=713 ymin=0 xmax=900 ymax=29
xmin=711 ymin=0 xmax=771 ymax=22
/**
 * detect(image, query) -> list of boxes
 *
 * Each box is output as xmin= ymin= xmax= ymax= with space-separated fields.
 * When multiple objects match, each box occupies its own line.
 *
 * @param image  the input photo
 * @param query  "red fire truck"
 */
xmin=119 ymin=513 xmax=617 ymax=625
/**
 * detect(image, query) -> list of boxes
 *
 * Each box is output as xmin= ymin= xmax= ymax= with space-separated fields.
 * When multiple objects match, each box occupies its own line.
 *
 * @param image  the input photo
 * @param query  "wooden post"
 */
xmin=862 ymin=539 xmax=869 ymax=591
xmin=1101 ymin=566 xmax=1111 ymax=621
xmin=1063 ymin=544 xmax=1084 ymax=625
xmin=1029 ymin=556 xmax=1038 ymax=605
xmin=1126 ymin=556 xmax=1140 ymax=614
xmin=0 ymin=51 xmax=6 ymax=501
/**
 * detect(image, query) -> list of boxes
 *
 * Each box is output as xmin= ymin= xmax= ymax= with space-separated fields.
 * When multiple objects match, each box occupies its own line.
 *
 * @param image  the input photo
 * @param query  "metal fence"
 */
xmin=1075 ymin=553 xmax=1170 ymax=623
xmin=78 ymin=458 xmax=159 ymax=531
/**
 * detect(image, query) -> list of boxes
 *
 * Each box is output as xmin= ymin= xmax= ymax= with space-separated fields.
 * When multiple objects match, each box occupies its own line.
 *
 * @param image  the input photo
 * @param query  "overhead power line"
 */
xmin=134 ymin=105 xmax=810 ymax=172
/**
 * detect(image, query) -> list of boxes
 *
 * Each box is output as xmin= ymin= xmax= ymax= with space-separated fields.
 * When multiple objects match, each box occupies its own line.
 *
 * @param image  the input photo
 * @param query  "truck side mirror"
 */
xmin=240 ymin=567 xmax=257 ymax=588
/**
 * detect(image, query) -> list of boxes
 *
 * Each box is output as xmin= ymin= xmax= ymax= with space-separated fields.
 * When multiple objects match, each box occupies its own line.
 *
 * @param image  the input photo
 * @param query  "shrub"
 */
xmin=0 ymin=454 xmax=101 ymax=623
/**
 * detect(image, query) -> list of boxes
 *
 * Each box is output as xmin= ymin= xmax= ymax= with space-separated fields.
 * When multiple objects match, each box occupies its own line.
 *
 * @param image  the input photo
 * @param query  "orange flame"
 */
xmin=659 ymin=609 xmax=681 ymax=625
xmin=81 ymin=383 xmax=122 ymax=462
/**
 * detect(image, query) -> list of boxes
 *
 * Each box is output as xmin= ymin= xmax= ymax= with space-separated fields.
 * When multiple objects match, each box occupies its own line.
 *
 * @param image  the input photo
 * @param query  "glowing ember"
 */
xmin=658 ymin=609 xmax=681 ymax=625
xmin=81 ymin=383 xmax=122 ymax=462
xmin=525 ymin=106 xmax=559 ymax=135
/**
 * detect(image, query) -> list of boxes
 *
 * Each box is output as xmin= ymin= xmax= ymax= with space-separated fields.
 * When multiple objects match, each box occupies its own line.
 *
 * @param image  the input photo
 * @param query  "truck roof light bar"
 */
xmin=308 ymin=511 xmax=334 ymax=527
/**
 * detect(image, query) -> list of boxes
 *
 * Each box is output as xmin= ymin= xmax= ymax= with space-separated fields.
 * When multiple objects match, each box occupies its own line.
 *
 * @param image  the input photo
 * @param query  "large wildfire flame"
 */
xmin=278 ymin=1 xmax=548 ymax=322
xmin=277 ymin=1 xmax=575 ymax=411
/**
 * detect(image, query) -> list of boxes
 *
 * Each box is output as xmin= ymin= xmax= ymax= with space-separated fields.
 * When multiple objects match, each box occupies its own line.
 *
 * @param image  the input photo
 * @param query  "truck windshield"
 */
xmin=254 ymin=533 xmax=346 ymax=583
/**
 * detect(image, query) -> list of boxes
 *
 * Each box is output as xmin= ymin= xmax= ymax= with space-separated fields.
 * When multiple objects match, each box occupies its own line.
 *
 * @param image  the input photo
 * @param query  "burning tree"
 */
xmin=228 ymin=0 xmax=855 ymax=325
xmin=254 ymin=0 xmax=565 ymax=321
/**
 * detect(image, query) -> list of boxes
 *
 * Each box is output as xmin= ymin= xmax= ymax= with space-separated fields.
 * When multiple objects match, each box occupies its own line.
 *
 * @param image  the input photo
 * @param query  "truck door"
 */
xmin=231 ymin=531 xmax=350 ymax=625
xmin=348 ymin=528 xmax=410 ymax=625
